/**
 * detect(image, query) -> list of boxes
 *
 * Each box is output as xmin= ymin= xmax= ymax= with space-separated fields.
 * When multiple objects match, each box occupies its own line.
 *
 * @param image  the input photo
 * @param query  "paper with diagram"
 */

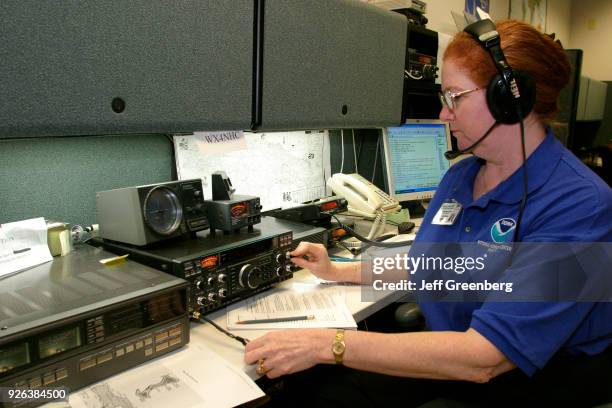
xmin=47 ymin=343 xmax=264 ymax=408
xmin=173 ymin=130 xmax=331 ymax=210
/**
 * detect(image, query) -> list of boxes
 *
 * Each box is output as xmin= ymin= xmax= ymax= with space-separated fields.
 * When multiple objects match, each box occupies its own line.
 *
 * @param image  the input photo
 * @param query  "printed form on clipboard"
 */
xmin=226 ymin=283 xmax=357 ymax=330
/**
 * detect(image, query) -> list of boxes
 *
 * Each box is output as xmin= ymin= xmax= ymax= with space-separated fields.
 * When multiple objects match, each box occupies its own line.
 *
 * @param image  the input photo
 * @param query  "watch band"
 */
xmin=332 ymin=328 xmax=346 ymax=365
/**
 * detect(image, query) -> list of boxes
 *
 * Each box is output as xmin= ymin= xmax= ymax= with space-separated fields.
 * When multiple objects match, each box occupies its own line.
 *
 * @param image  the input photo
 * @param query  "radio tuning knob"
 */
xmin=275 ymin=266 xmax=283 ymax=277
xmin=218 ymin=288 xmax=228 ymax=298
xmin=217 ymin=274 xmax=227 ymax=283
xmin=207 ymin=276 xmax=215 ymax=286
xmin=195 ymin=278 xmax=205 ymax=290
xmin=275 ymin=253 xmax=284 ymax=264
xmin=239 ymin=264 xmax=263 ymax=289
xmin=207 ymin=293 xmax=217 ymax=302
xmin=196 ymin=296 xmax=206 ymax=305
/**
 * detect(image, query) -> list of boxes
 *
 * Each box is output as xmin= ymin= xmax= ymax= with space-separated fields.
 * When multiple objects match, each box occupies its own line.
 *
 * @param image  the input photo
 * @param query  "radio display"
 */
xmin=0 ymin=343 xmax=30 ymax=374
xmin=221 ymin=239 xmax=272 ymax=263
xmin=38 ymin=327 xmax=82 ymax=359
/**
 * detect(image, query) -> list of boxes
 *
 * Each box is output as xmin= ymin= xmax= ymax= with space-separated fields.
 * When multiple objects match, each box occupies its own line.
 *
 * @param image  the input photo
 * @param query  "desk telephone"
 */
xmin=327 ymin=173 xmax=401 ymax=219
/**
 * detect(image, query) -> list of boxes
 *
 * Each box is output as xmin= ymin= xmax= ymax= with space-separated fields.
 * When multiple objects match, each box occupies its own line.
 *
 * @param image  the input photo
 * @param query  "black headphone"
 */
xmin=464 ymin=19 xmax=536 ymax=124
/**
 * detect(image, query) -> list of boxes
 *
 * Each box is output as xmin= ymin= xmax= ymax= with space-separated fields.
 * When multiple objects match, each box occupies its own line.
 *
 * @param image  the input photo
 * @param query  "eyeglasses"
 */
xmin=439 ymin=88 xmax=481 ymax=111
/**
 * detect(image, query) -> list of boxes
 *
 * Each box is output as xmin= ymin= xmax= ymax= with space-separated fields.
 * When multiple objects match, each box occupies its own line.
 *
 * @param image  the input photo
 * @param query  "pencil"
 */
xmin=236 ymin=315 xmax=315 ymax=325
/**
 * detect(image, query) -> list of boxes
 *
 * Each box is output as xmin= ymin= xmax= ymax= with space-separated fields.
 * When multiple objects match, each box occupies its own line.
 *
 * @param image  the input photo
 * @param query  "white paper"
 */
xmin=191 ymin=130 xmax=247 ymax=155
xmin=0 ymin=217 xmax=53 ymax=278
xmin=173 ymin=130 xmax=331 ymax=210
xmin=227 ymin=283 xmax=357 ymax=330
xmin=47 ymin=343 xmax=264 ymax=408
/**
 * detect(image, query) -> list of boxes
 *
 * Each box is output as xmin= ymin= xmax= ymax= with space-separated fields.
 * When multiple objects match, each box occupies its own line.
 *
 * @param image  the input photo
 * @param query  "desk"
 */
xmin=48 ymin=219 xmax=418 ymax=406
xmin=188 ymin=217 xmax=420 ymax=380
xmin=189 ymin=267 xmax=408 ymax=380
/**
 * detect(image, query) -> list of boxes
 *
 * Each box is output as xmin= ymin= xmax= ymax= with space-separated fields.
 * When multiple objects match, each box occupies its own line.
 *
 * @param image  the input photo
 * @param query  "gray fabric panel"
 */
xmin=259 ymin=0 xmax=407 ymax=130
xmin=0 ymin=1 xmax=253 ymax=138
xmin=0 ymin=134 xmax=173 ymax=225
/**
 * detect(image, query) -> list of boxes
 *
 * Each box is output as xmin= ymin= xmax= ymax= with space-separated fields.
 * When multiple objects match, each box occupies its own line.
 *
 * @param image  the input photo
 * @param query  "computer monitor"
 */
xmin=382 ymin=119 xmax=452 ymax=202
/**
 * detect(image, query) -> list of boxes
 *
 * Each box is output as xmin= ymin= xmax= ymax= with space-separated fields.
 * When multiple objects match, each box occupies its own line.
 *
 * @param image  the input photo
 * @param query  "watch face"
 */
xmin=143 ymin=186 xmax=183 ymax=235
xmin=332 ymin=341 xmax=345 ymax=355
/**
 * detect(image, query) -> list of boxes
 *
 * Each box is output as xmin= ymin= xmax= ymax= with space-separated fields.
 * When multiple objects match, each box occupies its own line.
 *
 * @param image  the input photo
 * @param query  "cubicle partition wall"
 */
xmin=0 ymin=1 xmax=407 ymax=225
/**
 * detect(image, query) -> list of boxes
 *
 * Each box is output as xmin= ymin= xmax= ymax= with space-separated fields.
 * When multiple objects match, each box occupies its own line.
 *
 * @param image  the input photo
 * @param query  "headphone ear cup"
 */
xmin=486 ymin=71 xmax=536 ymax=124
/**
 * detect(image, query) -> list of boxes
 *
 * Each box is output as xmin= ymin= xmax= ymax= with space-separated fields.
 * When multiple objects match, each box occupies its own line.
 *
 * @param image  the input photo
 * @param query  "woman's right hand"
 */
xmin=289 ymin=242 xmax=338 ymax=281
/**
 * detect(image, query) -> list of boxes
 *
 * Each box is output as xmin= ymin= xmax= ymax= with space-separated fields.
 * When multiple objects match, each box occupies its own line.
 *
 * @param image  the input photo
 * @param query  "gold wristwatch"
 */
xmin=332 ymin=329 xmax=346 ymax=365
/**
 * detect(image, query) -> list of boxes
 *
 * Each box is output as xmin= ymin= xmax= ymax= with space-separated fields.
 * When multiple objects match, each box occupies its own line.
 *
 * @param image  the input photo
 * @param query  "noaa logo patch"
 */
xmin=490 ymin=218 xmax=516 ymax=243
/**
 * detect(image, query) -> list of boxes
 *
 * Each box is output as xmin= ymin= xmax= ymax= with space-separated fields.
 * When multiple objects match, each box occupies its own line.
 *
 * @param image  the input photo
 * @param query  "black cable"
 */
xmin=508 ymin=107 xmax=528 ymax=266
xmin=199 ymin=316 xmax=250 ymax=346
xmin=513 ymin=107 xmax=528 ymax=244
xmin=331 ymin=215 xmax=413 ymax=248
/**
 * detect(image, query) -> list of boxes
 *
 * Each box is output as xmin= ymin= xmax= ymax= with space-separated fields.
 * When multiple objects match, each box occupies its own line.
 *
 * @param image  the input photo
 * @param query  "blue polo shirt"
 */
xmin=413 ymin=130 xmax=612 ymax=376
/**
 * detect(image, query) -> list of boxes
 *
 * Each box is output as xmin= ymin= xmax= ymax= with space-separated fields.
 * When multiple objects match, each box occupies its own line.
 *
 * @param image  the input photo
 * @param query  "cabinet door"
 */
xmin=0 ymin=1 xmax=253 ymax=138
xmin=258 ymin=0 xmax=406 ymax=130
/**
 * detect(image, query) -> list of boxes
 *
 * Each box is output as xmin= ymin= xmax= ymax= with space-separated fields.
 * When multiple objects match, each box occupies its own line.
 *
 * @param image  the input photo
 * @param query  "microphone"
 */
xmin=444 ymin=121 xmax=499 ymax=160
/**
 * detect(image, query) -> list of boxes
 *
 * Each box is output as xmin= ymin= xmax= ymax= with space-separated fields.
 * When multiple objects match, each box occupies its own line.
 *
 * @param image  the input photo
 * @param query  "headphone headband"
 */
xmin=465 ymin=20 xmax=514 ymax=90
xmin=462 ymin=19 xmax=535 ymax=123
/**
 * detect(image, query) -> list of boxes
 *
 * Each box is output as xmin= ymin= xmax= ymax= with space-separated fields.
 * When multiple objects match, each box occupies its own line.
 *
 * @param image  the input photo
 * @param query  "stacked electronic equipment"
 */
xmin=271 ymin=196 xmax=349 ymax=249
xmin=392 ymin=2 xmax=442 ymax=122
xmin=0 ymin=246 xmax=190 ymax=408
xmin=95 ymin=177 xmax=294 ymax=317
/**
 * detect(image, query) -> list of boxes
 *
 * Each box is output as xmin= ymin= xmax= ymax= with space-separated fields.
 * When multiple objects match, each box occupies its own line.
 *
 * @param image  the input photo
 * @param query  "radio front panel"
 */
xmin=96 ymin=220 xmax=295 ymax=315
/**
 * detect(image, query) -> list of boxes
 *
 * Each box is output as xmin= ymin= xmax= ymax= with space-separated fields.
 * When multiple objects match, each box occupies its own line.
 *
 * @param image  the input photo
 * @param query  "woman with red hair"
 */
xmin=245 ymin=20 xmax=612 ymax=407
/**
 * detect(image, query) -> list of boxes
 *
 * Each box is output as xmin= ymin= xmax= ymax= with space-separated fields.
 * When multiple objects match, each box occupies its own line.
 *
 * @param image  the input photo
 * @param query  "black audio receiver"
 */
xmin=95 ymin=218 xmax=295 ymax=315
xmin=0 ymin=246 xmax=189 ymax=408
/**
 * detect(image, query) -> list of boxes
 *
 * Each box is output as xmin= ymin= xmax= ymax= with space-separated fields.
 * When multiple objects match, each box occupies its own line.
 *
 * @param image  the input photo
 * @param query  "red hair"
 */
xmin=444 ymin=20 xmax=570 ymax=123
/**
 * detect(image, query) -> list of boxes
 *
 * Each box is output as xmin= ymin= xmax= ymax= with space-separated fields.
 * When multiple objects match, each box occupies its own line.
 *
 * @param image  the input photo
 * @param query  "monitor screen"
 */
xmin=382 ymin=119 xmax=452 ymax=202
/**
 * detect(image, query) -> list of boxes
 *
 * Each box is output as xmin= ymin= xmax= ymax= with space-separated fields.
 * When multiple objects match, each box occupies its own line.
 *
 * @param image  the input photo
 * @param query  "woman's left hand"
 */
xmin=244 ymin=329 xmax=333 ymax=378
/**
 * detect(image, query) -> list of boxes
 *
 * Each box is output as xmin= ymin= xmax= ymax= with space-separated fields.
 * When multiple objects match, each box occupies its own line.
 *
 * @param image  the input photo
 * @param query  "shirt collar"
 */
xmin=485 ymin=128 xmax=564 ymax=205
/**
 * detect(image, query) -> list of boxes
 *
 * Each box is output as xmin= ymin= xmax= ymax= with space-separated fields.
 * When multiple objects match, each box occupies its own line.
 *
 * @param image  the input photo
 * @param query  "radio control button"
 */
xmin=79 ymin=359 xmax=96 ymax=371
xmin=217 ymin=274 xmax=227 ymax=283
xmin=43 ymin=373 xmax=55 ymax=385
xmin=218 ymin=288 xmax=228 ymax=298
xmin=196 ymin=296 xmax=206 ymax=305
xmin=126 ymin=344 xmax=135 ymax=353
xmin=207 ymin=293 xmax=217 ymax=302
xmin=97 ymin=353 xmax=113 ymax=364
xmin=239 ymin=264 xmax=264 ymax=289
xmin=207 ymin=277 xmax=215 ymax=286
xmin=29 ymin=377 xmax=42 ymax=388
xmin=55 ymin=369 xmax=68 ymax=381
xmin=156 ymin=342 xmax=169 ymax=352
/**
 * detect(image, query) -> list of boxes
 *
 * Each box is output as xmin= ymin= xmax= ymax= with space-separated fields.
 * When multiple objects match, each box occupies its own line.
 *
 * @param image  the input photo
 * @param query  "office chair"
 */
xmin=394 ymin=302 xmax=426 ymax=332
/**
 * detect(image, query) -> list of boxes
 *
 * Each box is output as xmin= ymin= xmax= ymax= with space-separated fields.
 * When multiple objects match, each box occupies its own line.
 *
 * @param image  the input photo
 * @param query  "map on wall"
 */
xmin=174 ymin=130 xmax=331 ymax=211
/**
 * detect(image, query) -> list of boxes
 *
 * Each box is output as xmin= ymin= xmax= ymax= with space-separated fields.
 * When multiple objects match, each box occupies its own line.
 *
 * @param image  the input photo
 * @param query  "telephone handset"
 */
xmin=327 ymin=173 xmax=401 ymax=219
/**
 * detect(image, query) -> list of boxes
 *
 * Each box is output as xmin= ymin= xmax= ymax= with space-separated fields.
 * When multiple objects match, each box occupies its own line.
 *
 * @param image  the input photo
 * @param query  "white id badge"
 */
xmin=432 ymin=200 xmax=462 ymax=225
